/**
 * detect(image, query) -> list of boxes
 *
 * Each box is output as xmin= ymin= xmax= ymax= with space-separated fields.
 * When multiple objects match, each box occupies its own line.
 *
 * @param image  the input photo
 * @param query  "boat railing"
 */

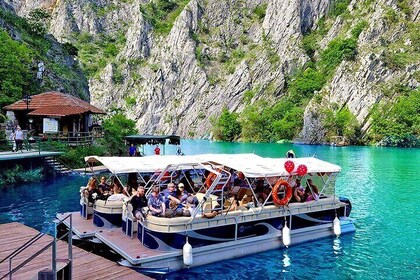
xmin=142 ymin=196 xmax=345 ymax=234
xmin=0 ymin=213 xmax=73 ymax=280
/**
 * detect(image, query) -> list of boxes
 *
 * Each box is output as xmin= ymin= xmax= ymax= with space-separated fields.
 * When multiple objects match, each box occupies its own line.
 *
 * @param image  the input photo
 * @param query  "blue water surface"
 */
xmin=0 ymin=140 xmax=419 ymax=279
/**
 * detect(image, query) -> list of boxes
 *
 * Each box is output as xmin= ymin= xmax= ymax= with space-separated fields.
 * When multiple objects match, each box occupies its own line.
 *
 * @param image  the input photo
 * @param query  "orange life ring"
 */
xmin=272 ymin=180 xmax=293 ymax=206
xmin=205 ymin=172 xmax=217 ymax=189
xmin=205 ymin=168 xmax=226 ymax=189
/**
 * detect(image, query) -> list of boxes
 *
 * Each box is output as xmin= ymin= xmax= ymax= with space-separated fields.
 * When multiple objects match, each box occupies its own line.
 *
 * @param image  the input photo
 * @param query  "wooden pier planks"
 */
xmin=0 ymin=222 xmax=152 ymax=280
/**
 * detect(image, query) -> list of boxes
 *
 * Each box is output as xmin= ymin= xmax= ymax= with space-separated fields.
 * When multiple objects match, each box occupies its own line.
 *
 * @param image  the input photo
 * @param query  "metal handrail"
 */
xmin=1 ymin=213 xmax=73 ymax=280
xmin=0 ymin=232 xmax=44 ymax=265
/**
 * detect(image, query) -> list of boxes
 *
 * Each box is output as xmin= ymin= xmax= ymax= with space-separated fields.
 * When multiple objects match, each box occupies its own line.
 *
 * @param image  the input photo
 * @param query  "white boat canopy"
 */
xmin=85 ymin=154 xmax=341 ymax=177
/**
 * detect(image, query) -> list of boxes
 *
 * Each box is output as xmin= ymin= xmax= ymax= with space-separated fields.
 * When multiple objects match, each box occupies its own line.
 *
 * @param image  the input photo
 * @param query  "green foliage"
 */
xmin=397 ymin=0 xmax=411 ymax=17
xmin=369 ymin=88 xmax=420 ymax=147
xmin=351 ymin=20 xmax=368 ymax=39
xmin=0 ymin=165 xmax=44 ymax=186
xmin=302 ymin=33 xmax=317 ymax=57
xmin=74 ymin=32 xmax=126 ymax=77
xmin=384 ymin=7 xmax=398 ymax=24
xmin=212 ymin=107 xmax=242 ymax=141
xmin=238 ymin=100 xmax=304 ymax=142
xmin=100 ymin=113 xmax=138 ymax=155
xmin=323 ymin=105 xmax=360 ymax=142
xmin=26 ymin=8 xmax=50 ymax=36
xmin=319 ymin=37 xmax=357 ymax=75
xmin=252 ymin=4 xmax=267 ymax=22
xmin=140 ymin=0 xmax=190 ymax=35
xmin=382 ymin=50 xmax=411 ymax=70
xmin=271 ymin=104 xmax=304 ymax=140
xmin=288 ymin=68 xmax=326 ymax=102
xmin=125 ymin=96 xmax=137 ymax=107
xmin=243 ymin=89 xmax=256 ymax=103
xmin=0 ymin=30 xmax=33 ymax=111
xmin=58 ymin=145 xmax=106 ymax=168
xmin=329 ymin=0 xmax=351 ymax=17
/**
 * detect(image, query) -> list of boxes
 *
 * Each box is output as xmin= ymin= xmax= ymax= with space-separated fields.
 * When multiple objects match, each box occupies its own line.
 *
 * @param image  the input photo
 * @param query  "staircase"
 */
xmin=44 ymin=156 xmax=72 ymax=175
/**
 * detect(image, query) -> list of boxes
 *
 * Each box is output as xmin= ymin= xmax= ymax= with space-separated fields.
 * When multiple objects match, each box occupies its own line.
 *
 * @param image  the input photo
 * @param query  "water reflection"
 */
xmin=333 ymin=238 xmax=342 ymax=255
xmin=282 ymin=250 xmax=291 ymax=268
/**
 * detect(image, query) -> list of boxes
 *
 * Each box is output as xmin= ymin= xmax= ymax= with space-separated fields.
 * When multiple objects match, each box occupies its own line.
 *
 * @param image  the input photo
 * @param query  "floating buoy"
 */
xmin=333 ymin=216 xmax=341 ymax=237
xmin=282 ymin=221 xmax=291 ymax=247
xmin=183 ymin=237 xmax=193 ymax=266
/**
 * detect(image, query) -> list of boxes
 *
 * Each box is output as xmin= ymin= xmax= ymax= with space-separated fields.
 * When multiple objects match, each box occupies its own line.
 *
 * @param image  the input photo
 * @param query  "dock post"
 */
xmin=68 ymin=214 xmax=73 ymax=279
xmin=52 ymin=221 xmax=57 ymax=280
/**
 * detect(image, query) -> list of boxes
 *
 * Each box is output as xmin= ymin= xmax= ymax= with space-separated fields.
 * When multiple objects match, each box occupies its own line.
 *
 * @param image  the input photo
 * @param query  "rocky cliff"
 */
xmin=2 ymin=0 xmax=419 ymax=142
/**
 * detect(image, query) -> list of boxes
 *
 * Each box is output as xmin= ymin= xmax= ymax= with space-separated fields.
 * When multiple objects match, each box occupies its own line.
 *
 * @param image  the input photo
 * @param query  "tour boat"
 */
xmin=60 ymin=153 xmax=355 ymax=274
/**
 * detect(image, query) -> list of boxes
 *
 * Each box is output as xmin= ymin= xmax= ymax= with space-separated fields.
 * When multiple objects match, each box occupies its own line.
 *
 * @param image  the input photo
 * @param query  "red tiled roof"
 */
xmin=3 ymin=91 xmax=105 ymax=116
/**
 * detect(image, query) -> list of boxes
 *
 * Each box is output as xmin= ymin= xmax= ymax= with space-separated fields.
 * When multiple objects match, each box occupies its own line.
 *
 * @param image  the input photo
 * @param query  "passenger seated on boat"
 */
xmin=161 ymin=183 xmax=181 ymax=209
xmin=176 ymin=183 xmax=189 ymax=203
xmin=124 ymin=173 xmax=138 ymax=196
xmin=131 ymin=185 xmax=148 ymax=219
xmin=290 ymin=178 xmax=305 ymax=203
xmin=184 ymin=195 xmax=199 ymax=213
xmin=107 ymin=182 xmax=127 ymax=202
xmin=179 ymin=170 xmax=195 ymax=193
xmin=148 ymin=186 xmax=165 ymax=217
xmin=202 ymin=195 xmax=240 ymax=219
xmin=164 ymin=200 xmax=184 ymax=218
xmin=233 ymin=171 xmax=248 ymax=188
xmin=304 ymin=179 xmax=319 ymax=202
xmin=98 ymin=176 xmax=111 ymax=199
xmin=84 ymin=177 xmax=99 ymax=204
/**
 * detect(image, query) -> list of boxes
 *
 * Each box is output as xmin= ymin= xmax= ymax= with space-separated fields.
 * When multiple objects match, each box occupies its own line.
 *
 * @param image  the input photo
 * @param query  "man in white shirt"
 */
xmin=14 ymin=126 xmax=24 ymax=152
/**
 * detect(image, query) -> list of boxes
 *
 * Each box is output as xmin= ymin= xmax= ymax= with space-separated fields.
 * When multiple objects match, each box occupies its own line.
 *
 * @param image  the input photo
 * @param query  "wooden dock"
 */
xmin=0 ymin=223 xmax=152 ymax=280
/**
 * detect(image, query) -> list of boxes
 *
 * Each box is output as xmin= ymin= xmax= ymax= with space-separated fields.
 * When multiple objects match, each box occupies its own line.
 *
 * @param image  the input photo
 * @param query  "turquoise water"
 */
xmin=0 ymin=140 xmax=419 ymax=279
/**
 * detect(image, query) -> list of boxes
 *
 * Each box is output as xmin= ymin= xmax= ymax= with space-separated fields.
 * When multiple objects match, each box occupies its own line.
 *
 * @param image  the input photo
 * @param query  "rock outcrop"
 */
xmin=2 ymin=0 xmax=418 ymax=142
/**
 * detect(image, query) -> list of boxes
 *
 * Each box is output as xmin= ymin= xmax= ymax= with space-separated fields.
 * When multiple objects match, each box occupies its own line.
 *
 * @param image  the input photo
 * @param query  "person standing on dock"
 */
xmin=154 ymin=144 xmax=161 ymax=155
xmin=14 ymin=126 xmax=24 ymax=152
xmin=128 ymin=144 xmax=136 ymax=157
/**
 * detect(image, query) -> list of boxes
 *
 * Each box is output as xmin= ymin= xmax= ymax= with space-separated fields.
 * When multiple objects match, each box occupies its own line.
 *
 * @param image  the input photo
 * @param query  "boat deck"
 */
xmin=57 ymin=212 xmax=97 ymax=238
xmin=59 ymin=212 xmax=176 ymax=265
xmin=0 ymin=222 xmax=151 ymax=279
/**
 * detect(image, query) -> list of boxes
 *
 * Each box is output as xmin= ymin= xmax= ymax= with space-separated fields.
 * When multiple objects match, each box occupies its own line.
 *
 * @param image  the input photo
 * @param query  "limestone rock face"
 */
xmin=2 ymin=0 xmax=418 ymax=142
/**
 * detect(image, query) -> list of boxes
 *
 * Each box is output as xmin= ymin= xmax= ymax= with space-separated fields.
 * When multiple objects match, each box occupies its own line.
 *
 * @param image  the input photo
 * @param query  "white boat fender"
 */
xmin=183 ymin=237 xmax=193 ymax=266
xmin=333 ymin=216 xmax=341 ymax=237
xmin=282 ymin=221 xmax=291 ymax=247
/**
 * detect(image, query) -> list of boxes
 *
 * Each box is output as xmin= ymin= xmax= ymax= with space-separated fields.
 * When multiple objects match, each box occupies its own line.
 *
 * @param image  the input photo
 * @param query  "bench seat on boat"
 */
xmin=94 ymin=199 xmax=124 ymax=214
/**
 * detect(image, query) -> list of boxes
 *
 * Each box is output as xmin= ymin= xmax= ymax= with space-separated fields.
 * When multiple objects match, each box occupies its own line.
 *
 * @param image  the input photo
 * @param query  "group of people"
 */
xmin=290 ymin=178 xmax=320 ymax=203
xmin=83 ymin=174 xmax=199 ymax=219
xmin=127 ymin=144 xmax=183 ymax=157
xmin=83 ymin=176 xmax=127 ymax=204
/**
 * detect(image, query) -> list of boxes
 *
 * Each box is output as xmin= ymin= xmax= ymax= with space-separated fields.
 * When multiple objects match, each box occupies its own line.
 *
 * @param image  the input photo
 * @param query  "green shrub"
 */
xmin=0 ymin=165 xmax=44 ymax=186
xmin=328 ymin=0 xmax=351 ymax=17
xmin=351 ymin=20 xmax=368 ymax=39
xmin=289 ymin=68 xmax=326 ymax=102
xmin=100 ymin=113 xmax=138 ymax=155
xmin=319 ymin=37 xmax=357 ymax=75
xmin=0 ymin=30 xmax=33 ymax=111
xmin=397 ymin=0 xmax=411 ymax=17
xmin=140 ymin=0 xmax=190 ymax=35
xmin=252 ymin=4 xmax=267 ymax=22
xmin=369 ymin=88 xmax=420 ymax=147
xmin=322 ymin=105 xmax=360 ymax=143
xmin=212 ymin=107 xmax=242 ymax=141
xmin=26 ymin=8 xmax=50 ymax=36
xmin=59 ymin=145 xmax=106 ymax=168
xmin=125 ymin=96 xmax=137 ymax=107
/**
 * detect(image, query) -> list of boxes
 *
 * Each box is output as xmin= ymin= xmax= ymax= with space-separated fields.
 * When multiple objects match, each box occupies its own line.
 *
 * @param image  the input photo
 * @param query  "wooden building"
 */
xmin=3 ymin=91 xmax=105 ymax=136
